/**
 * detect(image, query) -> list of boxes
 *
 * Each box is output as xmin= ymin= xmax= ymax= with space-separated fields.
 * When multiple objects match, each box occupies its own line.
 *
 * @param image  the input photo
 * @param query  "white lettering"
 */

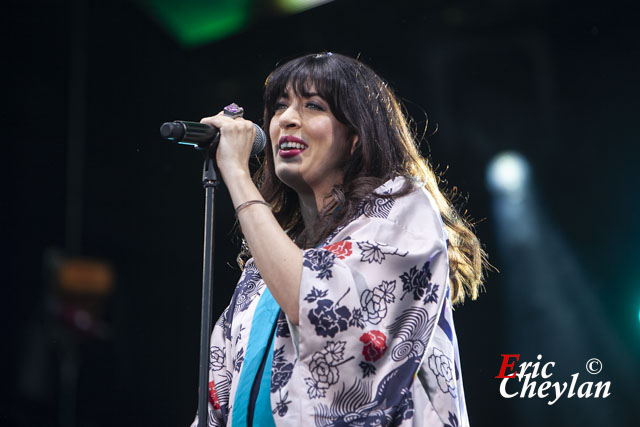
xmin=593 ymin=381 xmax=611 ymax=398
xmin=500 ymin=378 xmax=519 ymax=398
xmin=548 ymin=381 xmax=568 ymax=405
xmin=577 ymin=381 xmax=593 ymax=398
xmin=517 ymin=361 xmax=534 ymax=380
xmin=567 ymin=373 xmax=579 ymax=398
xmin=541 ymin=361 xmax=555 ymax=379
xmin=498 ymin=356 xmax=612 ymax=405
xmin=531 ymin=354 xmax=543 ymax=378
xmin=537 ymin=381 xmax=551 ymax=398
xmin=520 ymin=375 xmax=537 ymax=398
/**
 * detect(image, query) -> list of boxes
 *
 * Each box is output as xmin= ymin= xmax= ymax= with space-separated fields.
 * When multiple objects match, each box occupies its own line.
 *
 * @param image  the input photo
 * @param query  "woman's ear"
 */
xmin=350 ymin=134 xmax=359 ymax=155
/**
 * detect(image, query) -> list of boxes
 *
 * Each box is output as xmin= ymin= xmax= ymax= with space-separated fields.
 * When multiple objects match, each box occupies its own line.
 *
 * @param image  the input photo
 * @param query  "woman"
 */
xmin=192 ymin=52 xmax=486 ymax=426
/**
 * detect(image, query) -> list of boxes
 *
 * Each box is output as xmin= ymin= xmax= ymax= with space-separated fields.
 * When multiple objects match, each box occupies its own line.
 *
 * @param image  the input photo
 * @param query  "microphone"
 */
xmin=160 ymin=120 xmax=266 ymax=155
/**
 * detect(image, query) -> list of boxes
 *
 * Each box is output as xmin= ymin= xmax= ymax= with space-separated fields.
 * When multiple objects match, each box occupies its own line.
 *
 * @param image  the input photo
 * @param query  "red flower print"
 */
xmin=208 ymin=380 xmax=221 ymax=410
xmin=359 ymin=330 xmax=387 ymax=362
xmin=324 ymin=240 xmax=353 ymax=259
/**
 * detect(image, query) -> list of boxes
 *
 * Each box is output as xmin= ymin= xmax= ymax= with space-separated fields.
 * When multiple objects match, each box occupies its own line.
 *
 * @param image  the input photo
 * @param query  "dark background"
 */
xmin=5 ymin=0 xmax=640 ymax=426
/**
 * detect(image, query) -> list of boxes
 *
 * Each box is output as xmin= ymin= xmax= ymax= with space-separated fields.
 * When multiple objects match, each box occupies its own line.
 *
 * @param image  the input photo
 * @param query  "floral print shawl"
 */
xmin=191 ymin=177 xmax=470 ymax=426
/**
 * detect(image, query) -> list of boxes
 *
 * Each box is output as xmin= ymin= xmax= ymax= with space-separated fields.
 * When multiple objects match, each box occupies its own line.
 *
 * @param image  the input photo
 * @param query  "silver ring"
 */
xmin=223 ymin=103 xmax=244 ymax=119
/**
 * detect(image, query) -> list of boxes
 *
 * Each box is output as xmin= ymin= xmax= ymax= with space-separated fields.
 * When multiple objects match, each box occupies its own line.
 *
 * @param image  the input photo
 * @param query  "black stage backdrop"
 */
xmin=5 ymin=0 xmax=640 ymax=426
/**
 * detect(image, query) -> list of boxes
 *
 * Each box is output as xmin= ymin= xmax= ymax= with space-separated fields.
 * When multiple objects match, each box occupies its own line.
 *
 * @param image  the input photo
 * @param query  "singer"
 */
xmin=191 ymin=53 xmax=487 ymax=426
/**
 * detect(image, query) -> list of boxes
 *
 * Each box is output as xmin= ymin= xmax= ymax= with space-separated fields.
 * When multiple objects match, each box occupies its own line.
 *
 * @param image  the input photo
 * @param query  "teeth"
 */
xmin=280 ymin=142 xmax=307 ymax=150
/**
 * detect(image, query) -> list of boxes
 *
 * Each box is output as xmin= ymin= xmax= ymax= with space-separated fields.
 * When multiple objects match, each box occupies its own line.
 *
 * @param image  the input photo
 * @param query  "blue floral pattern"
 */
xmin=348 ymin=308 xmax=366 ymax=329
xmin=400 ymin=260 xmax=440 ymax=305
xmin=272 ymin=390 xmax=291 ymax=417
xmin=357 ymin=188 xmax=395 ymax=218
xmin=234 ymin=262 xmax=263 ymax=312
xmin=304 ymin=287 xmax=329 ymax=303
xmin=445 ymin=411 xmax=460 ymax=427
xmin=304 ymin=341 xmax=354 ymax=399
xmin=428 ymin=347 xmax=457 ymax=397
xmin=275 ymin=310 xmax=291 ymax=338
xmin=394 ymin=388 xmax=415 ymax=424
xmin=307 ymin=289 xmax=352 ymax=338
xmin=271 ymin=346 xmax=294 ymax=393
xmin=359 ymin=360 xmax=376 ymax=378
xmin=232 ymin=348 xmax=244 ymax=373
xmin=359 ymin=280 xmax=396 ymax=324
xmin=357 ymin=241 xmax=408 ymax=264
xmin=303 ymin=249 xmax=336 ymax=280
xmin=209 ymin=346 xmax=225 ymax=371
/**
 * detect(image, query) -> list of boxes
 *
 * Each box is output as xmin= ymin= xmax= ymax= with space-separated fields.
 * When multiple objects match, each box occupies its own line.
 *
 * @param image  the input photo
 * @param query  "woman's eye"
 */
xmin=305 ymin=102 xmax=324 ymax=111
xmin=274 ymin=102 xmax=287 ymax=111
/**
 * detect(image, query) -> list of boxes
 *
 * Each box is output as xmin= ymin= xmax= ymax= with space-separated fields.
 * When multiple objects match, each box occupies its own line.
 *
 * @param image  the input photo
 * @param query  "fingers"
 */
xmin=200 ymin=112 xmax=255 ymax=136
xmin=200 ymin=110 xmax=257 ymax=170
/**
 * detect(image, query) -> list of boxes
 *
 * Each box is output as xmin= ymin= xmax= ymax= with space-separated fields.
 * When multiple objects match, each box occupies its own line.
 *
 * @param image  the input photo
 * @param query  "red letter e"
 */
xmin=495 ymin=354 xmax=520 ymax=378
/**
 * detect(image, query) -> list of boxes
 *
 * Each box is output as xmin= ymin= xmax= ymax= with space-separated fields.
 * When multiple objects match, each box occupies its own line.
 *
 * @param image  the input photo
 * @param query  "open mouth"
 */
xmin=279 ymin=141 xmax=308 ymax=151
xmin=278 ymin=136 xmax=308 ymax=158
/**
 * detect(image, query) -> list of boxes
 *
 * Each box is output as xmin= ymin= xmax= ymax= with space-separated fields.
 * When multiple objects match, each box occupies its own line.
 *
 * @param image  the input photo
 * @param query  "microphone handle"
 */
xmin=160 ymin=120 xmax=266 ymax=155
xmin=160 ymin=121 xmax=220 ymax=146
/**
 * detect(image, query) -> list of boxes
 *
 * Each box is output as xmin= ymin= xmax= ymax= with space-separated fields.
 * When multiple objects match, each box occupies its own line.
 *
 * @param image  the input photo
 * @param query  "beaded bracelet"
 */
xmin=234 ymin=200 xmax=271 ymax=217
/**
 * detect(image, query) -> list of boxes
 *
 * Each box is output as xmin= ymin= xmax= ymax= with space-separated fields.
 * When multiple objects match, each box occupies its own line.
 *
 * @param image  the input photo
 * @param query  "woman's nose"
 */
xmin=278 ymin=105 xmax=301 ymax=129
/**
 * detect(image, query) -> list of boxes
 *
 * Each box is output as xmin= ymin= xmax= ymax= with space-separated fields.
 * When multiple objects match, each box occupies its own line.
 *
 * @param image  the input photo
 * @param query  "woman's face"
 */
xmin=269 ymin=86 xmax=355 ymax=199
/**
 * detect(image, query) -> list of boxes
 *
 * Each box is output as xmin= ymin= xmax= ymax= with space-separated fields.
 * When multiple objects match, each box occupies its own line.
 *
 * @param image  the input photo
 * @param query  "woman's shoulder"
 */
xmin=367 ymin=176 xmax=448 ymax=242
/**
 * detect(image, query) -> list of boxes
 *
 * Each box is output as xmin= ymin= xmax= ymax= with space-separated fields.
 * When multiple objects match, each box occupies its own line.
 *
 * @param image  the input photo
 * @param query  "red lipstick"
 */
xmin=278 ymin=135 xmax=308 ymax=158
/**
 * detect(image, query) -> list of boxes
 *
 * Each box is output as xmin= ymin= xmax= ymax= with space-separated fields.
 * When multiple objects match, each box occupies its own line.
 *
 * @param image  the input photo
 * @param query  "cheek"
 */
xmin=331 ymin=122 xmax=353 ymax=156
xmin=269 ymin=121 xmax=280 ymax=162
xmin=269 ymin=121 xmax=279 ymax=145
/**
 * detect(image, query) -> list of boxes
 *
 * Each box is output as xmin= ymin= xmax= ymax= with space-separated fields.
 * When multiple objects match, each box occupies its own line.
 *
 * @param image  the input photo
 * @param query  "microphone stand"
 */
xmin=197 ymin=147 xmax=218 ymax=427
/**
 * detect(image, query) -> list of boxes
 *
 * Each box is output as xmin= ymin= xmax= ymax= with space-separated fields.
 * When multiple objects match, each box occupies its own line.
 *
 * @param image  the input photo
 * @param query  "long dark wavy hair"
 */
xmin=247 ymin=52 xmax=487 ymax=304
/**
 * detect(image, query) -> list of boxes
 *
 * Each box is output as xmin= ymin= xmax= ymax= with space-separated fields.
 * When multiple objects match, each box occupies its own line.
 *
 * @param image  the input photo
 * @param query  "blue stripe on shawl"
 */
xmin=232 ymin=288 xmax=279 ymax=427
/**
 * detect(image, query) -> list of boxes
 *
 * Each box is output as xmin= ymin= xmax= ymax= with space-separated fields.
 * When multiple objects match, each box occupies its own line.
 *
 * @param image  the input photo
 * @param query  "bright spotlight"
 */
xmin=486 ymin=151 xmax=530 ymax=198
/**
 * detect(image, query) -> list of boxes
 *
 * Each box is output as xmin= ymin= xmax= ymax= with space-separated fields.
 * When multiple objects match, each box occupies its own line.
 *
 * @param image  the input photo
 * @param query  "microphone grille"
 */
xmin=251 ymin=124 xmax=267 ymax=156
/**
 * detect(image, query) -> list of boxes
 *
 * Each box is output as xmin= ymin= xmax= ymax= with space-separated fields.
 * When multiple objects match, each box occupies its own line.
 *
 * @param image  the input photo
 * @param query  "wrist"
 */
xmin=221 ymin=166 xmax=262 ymax=207
xmin=220 ymin=164 xmax=251 ymax=182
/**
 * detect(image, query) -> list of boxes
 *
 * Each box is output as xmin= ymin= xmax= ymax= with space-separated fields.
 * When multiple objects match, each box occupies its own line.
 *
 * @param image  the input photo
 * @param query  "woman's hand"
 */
xmin=199 ymin=112 xmax=256 ymax=180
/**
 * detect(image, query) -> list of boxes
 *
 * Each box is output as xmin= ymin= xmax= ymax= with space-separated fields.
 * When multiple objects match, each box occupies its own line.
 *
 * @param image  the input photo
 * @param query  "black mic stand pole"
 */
xmin=197 ymin=147 xmax=218 ymax=427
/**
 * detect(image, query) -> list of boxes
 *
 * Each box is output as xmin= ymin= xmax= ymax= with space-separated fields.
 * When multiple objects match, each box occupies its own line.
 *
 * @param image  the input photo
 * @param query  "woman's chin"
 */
xmin=275 ymin=169 xmax=315 ymax=195
xmin=276 ymin=168 xmax=301 ymax=189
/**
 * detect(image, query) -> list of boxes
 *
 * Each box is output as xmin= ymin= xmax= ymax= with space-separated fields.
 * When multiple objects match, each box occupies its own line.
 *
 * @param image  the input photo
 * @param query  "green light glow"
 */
xmin=136 ymin=0 xmax=251 ymax=48
xmin=136 ymin=0 xmax=334 ymax=47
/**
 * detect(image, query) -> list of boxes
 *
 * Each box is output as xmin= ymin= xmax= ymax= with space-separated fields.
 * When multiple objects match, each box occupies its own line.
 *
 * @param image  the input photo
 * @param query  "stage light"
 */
xmin=135 ymin=0 xmax=251 ymax=47
xmin=276 ymin=0 xmax=333 ymax=13
xmin=486 ymin=151 xmax=530 ymax=198
xmin=486 ymin=150 xmax=634 ymax=425
xmin=57 ymin=258 xmax=114 ymax=295
xmin=136 ymin=0 xmax=335 ymax=48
